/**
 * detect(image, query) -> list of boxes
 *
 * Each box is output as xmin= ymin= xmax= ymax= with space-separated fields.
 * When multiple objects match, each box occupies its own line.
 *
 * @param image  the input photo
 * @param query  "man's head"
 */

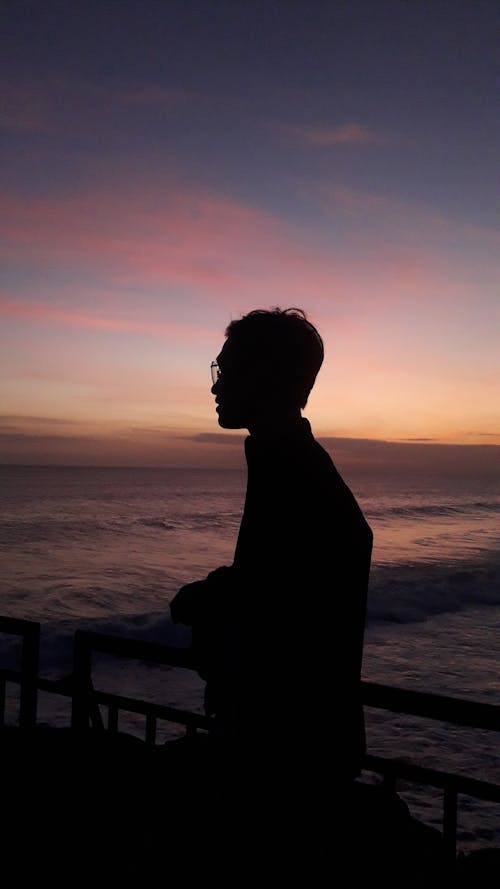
xmin=211 ymin=307 xmax=324 ymax=430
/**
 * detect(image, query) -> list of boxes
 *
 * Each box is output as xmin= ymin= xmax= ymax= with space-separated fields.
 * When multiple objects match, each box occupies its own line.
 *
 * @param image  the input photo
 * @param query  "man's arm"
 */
xmin=169 ymin=565 xmax=235 ymax=626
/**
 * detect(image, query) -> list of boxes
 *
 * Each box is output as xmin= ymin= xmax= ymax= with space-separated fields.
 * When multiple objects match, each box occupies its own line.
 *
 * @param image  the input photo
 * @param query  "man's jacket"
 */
xmin=170 ymin=418 xmax=373 ymax=781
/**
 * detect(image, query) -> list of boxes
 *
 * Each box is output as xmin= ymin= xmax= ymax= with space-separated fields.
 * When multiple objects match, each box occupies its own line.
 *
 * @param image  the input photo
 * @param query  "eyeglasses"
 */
xmin=210 ymin=361 xmax=221 ymax=385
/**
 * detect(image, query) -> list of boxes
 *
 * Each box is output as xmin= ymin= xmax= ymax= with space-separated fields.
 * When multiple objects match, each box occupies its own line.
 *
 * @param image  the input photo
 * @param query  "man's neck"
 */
xmin=247 ymin=409 xmax=303 ymax=438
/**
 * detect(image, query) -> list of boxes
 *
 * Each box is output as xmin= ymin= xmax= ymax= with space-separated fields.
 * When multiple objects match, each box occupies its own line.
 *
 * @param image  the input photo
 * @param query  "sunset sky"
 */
xmin=1 ymin=1 xmax=498 ymax=473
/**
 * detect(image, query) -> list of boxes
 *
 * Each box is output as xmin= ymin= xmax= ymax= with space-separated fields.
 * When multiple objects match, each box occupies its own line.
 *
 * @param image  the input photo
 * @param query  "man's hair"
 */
xmin=225 ymin=307 xmax=324 ymax=408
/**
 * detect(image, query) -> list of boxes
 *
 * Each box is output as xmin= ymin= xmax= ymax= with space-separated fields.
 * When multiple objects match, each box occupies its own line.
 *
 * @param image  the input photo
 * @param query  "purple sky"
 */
xmin=1 ymin=1 xmax=498 ymax=471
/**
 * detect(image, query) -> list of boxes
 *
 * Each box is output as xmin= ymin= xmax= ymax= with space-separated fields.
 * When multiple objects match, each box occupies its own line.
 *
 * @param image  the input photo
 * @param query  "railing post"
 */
xmin=0 ymin=617 xmax=40 ymax=728
xmin=145 ymin=714 xmax=157 ymax=745
xmin=19 ymin=620 xmax=40 ymax=729
xmin=71 ymin=630 xmax=92 ymax=731
xmin=0 ymin=675 xmax=5 ymax=728
xmin=382 ymin=771 xmax=397 ymax=795
xmin=108 ymin=704 xmax=119 ymax=733
xmin=443 ymin=785 xmax=458 ymax=864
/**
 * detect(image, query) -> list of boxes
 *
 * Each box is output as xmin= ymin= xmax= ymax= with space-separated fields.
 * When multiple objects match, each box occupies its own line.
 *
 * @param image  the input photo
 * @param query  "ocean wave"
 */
xmin=137 ymin=518 xmax=177 ymax=530
xmin=367 ymin=559 xmax=500 ymax=624
xmin=1 ymin=554 xmax=499 ymax=677
xmin=0 ymin=610 xmax=192 ymax=677
xmin=137 ymin=513 xmax=242 ymax=533
xmin=0 ymin=513 xmax=212 ymax=543
xmin=0 ymin=517 xmax=134 ymax=545
xmin=366 ymin=499 xmax=500 ymax=521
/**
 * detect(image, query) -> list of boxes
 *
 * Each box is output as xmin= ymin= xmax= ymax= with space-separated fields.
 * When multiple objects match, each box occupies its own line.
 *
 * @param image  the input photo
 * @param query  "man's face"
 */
xmin=211 ymin=339 xmax=258 ymax=429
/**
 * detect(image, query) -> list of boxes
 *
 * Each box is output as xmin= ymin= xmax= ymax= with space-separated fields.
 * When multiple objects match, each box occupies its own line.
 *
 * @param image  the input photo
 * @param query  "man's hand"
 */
xmin=170 ymin=580 xmax=206 ymax=625
xmin=170 ymin=566 xmax=233 ymax=625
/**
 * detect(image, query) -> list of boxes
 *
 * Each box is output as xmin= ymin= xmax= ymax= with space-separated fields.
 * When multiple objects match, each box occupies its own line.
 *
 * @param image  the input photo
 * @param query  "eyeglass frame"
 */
xmin=210 ymin=361 xmax=221 ymax=386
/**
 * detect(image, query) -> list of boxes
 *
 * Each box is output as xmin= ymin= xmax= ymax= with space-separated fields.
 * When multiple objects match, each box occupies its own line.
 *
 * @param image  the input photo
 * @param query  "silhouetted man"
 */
xmin=171 ymin=308 xmax=373 ymax=790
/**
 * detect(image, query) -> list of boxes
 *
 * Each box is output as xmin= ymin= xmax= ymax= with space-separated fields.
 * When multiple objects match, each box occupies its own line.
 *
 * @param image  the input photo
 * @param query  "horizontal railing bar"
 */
xmin=2 ymin=672 xmax=499 ymax=735
xmin=94 ymin=690 xmax=212 ymax=730
xmin=0 ymin=616 xmax=41 ymax=638
xmin=73 ymin=630 xmax=197 ymax=669
xmin=0 ymin=671 xmax=94 ymax=697
xmin=4 ymin=666 xmax=498 ymax=804
xmin=2 ymin=624 xmax=499 ymax=729
xmin=1 ymin=670 xmax=211 ymax=731
xmin=71 ymin=632 xmax=500 ymax=732
xmin=362 ymin=681 xmax=500 ymax=732
xmin=364 ymin=754 xmax=500 ymax=803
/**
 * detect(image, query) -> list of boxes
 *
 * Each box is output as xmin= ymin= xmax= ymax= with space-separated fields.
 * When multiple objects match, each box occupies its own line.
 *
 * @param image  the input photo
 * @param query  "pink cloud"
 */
xmin=315 ymin=186 xmax=500 ymax=248
xmin=0 ymin=180 xmax=489 ymax=328
xmin=291 ymin=122 xmax=389 ymax=147
xmin=0 ymin=187 xmax=327 ymax=297
xmin=1 ymin=77 xmax=189 ymax=139
xmin=114 ymin=86 xmax=190 ymax=107
xmin=0 ymin=296 xmax=215 ymax=341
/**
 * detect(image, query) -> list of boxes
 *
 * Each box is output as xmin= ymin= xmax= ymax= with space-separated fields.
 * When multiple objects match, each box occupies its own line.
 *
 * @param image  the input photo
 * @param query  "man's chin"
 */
xmin=217 ymin=413 xmax=245 ymax=430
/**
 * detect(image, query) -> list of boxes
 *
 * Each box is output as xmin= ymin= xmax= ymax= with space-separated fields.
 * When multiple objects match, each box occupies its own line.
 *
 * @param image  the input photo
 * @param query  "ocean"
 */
xmin=0 ymin=464 xmax=498 ymax=852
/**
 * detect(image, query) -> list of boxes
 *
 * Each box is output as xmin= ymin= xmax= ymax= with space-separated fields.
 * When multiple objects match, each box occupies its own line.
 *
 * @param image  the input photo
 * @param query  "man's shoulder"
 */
xmin=301 ymin=427 xmax=342 ymax=480
xmin=303 ymin=430 xmax=372 ymax=529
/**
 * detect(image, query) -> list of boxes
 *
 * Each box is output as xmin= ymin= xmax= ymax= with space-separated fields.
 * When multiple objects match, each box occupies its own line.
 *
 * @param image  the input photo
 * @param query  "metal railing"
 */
xmin=1 ymin=620 xmax=499 ymax=861
xmin=0 ymin=616 xmax=40 ymax=728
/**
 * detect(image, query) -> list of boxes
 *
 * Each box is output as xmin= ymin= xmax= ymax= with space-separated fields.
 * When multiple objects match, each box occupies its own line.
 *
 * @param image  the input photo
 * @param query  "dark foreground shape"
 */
xmin=0 ymin=728 xmax=457 ymax=887
xmin=0 ymin=726 xmax=151 ymax=881
xmin=455 ymin=849 xmax=500 ymax=886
